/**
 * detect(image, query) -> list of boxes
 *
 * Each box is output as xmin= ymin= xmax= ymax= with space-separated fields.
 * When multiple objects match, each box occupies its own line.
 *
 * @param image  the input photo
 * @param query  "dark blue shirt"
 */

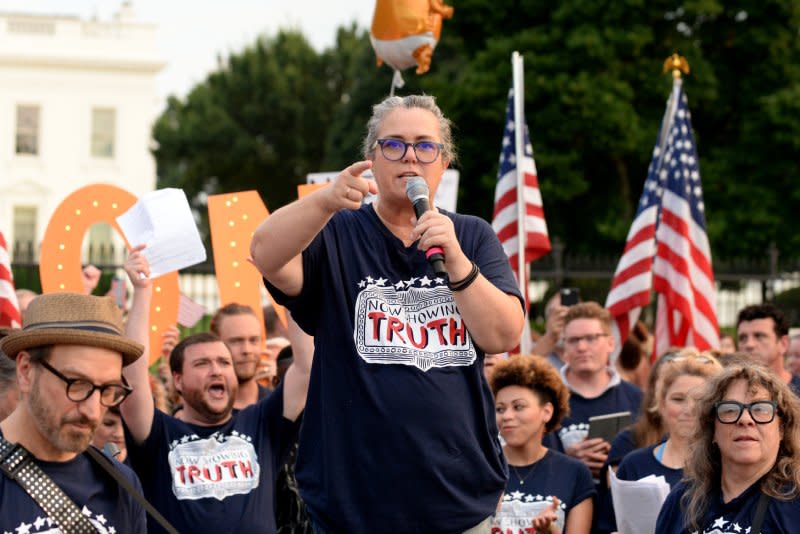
xmin=125 ymin=383 xmax=299 ymax=534
xmin=549 ymin=375 xmax=642 ymax=453
xmin=656 ymin=480 xmax=800 ymax=533
xmin=608 ymin=427 xmax=637 ymax=467
xmin=790 ymin=374 xmax=800 ymax=396
xmin=0 ymin=435 xmax=146 ymax=533
xmin=265 ymin=204 xmax=523 ymax=533
xmin=494 ymin=450 xmax=595 ymax=533
xmin=617 ymin=443 xmax=683 ymax=488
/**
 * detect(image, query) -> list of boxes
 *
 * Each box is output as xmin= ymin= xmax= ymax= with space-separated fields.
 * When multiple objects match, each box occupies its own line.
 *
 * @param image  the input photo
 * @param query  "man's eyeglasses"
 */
xmin=662 ymin=353 xmax=717 ymax=365
xmin=374 ymin=139 xmax=444 ymax=164
xmin=564 ymin=333 xmax=609 ymax=347
xmin=714 ymin=400 xmax=778 ymax=424
xmin=39 ymin=360 xmax=132 ymax=407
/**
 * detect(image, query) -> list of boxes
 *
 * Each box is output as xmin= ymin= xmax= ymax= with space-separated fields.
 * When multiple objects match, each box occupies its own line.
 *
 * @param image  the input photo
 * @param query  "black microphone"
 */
xmin=406 ymin=177 xmax=447 ymax=277
xmin=103 ymin=442 xmax=122 ymax=459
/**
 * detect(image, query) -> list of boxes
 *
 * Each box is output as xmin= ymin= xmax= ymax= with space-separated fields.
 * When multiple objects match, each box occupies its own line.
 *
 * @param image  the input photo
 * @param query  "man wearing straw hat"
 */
xmin=0 ymin=293 xmax=146 ymax=533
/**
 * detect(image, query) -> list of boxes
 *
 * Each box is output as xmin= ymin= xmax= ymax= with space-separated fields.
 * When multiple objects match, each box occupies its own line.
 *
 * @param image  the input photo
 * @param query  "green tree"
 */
xmin=152 ymin=1 xmax=800 ymax=263
xmin=153 ymin=30 xmax=337 ymax=224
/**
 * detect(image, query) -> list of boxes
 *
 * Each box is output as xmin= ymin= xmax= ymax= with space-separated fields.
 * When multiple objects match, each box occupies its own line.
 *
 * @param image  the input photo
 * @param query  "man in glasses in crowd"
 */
xmin=736 ymin=303 xmax=800 ymax=395
xmin=549 ymin=302 xmax=643 ymax=479
xmin=0 ymin=293 xmax=146 ymax=532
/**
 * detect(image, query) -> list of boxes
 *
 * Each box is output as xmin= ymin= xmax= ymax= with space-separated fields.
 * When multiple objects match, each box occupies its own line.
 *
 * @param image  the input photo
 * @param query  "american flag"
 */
xmin=492 ymin=88 xmax=551 ymax=273
xmin=0 ymin=231 xmax=21 ymax=329
xmin=606 ymin=80 xmax=719 ymax=356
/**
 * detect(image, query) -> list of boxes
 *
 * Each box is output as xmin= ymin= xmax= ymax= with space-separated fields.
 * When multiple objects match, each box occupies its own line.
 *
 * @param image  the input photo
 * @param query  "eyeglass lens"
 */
xmin=565 ymin=333 xmax=607 ymax=346
xmin=378 ymin=139 xmax=441 ymax=163
xmin=716 ymin=401 xmax=776 ymax=424
xmin=40 ymin=360 xmax=129 ymax=407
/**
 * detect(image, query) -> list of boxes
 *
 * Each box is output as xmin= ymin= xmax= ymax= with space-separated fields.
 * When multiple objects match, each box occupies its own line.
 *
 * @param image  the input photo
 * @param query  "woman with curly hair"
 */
xmin=491 ymin=355 xmax=594 ymax=534
xmin=656 ymin=359 xmax=800 ymax=533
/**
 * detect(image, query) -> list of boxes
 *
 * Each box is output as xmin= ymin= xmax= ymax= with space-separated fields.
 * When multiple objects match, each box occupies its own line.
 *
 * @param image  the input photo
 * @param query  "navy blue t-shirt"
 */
xmin=0 ymin=435 xmax=145 ymax=533
xmin=125 ymin=383 xmax=299 ymax=534
xmin=790 ymin=374 xmax=800 ymax=396
xmin=493 ymin=450 xmax=595 ymax=533
xmin=656 ymin=480 xmax=800 ymax=533
xmin=552 ymin=379 xmax=643 ymax=452
xmin=265 ymin=204 xmax=523 ymax=532
xmin=608 ymin=427 xmax=637 ymax=467
xmin=617 ymin=443 xmax=684 ymax=488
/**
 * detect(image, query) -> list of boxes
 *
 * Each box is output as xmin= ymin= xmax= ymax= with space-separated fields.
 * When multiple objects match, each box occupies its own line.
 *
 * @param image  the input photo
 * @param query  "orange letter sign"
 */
xmin=40 ymin=184 xmax=179 ymax=364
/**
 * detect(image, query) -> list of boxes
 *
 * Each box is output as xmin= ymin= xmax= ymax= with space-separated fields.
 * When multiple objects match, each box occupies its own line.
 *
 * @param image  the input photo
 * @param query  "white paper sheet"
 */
xmin=609 ymin=468 xmax=672 ymax=534
xmin=117 ymin=188 xmax=206 ymax=278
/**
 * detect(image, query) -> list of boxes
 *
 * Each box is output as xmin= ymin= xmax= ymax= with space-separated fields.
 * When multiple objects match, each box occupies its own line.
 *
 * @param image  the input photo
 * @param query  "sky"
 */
xmin=2 ymin=0 xmax=375 ymax=103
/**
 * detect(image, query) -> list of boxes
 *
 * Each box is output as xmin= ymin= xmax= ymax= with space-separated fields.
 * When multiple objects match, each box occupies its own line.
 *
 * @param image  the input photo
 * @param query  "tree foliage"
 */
xmin=153 ymin=1 xmax=800 ymax=261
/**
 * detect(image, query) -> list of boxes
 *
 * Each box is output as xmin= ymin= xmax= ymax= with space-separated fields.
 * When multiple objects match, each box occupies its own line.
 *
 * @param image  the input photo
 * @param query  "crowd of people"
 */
xmin=1 ymin=94 xmax=800 ymax=533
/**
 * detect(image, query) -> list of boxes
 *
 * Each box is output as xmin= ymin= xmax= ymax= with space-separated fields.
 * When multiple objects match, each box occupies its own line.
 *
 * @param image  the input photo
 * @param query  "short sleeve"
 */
xmin=571 ymin=460 xmax=596 ymax=507
xmin=262 ymin=231 xmax=326 ymax=335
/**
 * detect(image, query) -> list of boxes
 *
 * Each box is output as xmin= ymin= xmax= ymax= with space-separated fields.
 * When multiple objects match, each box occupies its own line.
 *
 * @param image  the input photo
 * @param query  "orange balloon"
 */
xmin=370 ymin=0 xmax=454 ymax=75
xmin=40 ymin=183 xmax=179 ymax=364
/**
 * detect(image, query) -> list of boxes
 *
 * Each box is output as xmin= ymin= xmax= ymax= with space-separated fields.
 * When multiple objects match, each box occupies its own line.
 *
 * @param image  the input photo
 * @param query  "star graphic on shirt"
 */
xmin=419 ymin=276 xmax=432 ymax=286
xmin=732 ymin=523 xmax=742 ymax=533
xmin=45 ymin=519 xmax=53 ymax=527
xmin=32 ymin=518 xmax=45 ymax=530
xmin=375 ymin=277 xmax=387 ymax=286
xmin=744 ymin=528 xmax=751 ymax=534
xmin=535 ymin=494 xmax=544 ymax=501
xmin=358 ymin=280 xmax=366 ymax=288
xmin=15 ymin=523 xmax=31 ymax=534
xmin=81 ymin=506 xmax=92 ymax=516
xmin=502 ymin=494 xmax=512 ymax=502
xmin=366 ymin=276 xmax=374 ymax=284
xmin=109 ymin=528 xmax=117 ymax=534
xmin=231 ymin=430 xmax=240 ymax=438
xmin=96 ymin=515 xmax=107 ymax=525
xmin=408 ymin=277 xmax=419 ymax=286
xmin=180 ymin=435 xmax=190 ymax=444
xmin=510 ymin=490 xmax=524 ymax=500
xmin=434 ymin=277 xmax=444 ymax=284
xmin=394 ymin=281 xmax=404 ymax=290
xmin=711 ymin=517 xmax=727 ymax=529
xmin=524 ymin=495 xmax=534 ymax=502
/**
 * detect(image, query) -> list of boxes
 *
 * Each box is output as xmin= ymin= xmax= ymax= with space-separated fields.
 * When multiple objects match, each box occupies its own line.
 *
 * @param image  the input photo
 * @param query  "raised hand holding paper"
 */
xmin=117 ymin=188 xmax=206 ymax=278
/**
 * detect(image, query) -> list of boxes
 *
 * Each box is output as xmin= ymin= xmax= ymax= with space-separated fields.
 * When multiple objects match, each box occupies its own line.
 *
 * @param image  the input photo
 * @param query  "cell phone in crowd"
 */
xmin=588 ymin=411 xmax=632 ymax=443
xmin=560 ymin=287 xmax=580 ymax=306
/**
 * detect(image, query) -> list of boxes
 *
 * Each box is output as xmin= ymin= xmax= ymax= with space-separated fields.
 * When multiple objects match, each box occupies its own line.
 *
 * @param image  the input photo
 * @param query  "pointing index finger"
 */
xmin=345 ymin=160 xmax=372 ymax=178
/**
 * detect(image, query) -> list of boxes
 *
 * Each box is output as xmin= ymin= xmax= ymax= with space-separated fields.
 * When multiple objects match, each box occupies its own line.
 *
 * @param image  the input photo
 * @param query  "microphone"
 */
xmin=103 ymin=442 xmax=122 ymax=459
xmin=406 ymin=177 xmax=447 ymax=277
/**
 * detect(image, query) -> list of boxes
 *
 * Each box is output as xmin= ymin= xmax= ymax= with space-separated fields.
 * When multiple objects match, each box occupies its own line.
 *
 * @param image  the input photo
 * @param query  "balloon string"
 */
xmin=390 ymin=70 xmax=405 ymax=97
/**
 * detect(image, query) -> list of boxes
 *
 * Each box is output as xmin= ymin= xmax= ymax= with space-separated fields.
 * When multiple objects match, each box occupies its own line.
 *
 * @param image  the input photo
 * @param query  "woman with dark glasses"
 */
xmin=656 ymin=359 xmax=800 ymax=533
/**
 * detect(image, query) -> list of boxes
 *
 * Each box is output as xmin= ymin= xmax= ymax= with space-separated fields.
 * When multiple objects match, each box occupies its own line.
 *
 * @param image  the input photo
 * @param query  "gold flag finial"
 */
xmin=663 ymin=53 xmax=690 ymax=79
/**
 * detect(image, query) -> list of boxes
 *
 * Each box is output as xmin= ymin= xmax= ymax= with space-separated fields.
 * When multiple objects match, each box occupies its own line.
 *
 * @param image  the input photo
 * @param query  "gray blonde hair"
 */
xmin=361 ymin=95 xmax=457 ymax=164
xmin=681 ymin=359 xmax=800 ymax=530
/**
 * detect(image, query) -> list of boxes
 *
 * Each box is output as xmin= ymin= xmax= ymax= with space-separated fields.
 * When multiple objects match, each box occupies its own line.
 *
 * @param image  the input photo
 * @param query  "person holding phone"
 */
xmin=491 ymin=355 xmax=594 ymax=534
xmin=548 ymin=302 xmax=642 ymax=479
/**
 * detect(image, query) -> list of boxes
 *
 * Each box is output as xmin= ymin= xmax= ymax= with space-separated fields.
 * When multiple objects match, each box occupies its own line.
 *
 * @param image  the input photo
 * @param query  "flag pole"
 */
xmin=653 ymin=53 xmax=691 ymax=355
xmin=512 ymin=51 xmax=530 ymax=354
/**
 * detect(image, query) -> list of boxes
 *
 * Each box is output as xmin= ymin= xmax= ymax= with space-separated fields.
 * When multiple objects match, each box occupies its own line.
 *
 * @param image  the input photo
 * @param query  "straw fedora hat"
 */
xmin=0 ymin=293 xmax=144 ymax=366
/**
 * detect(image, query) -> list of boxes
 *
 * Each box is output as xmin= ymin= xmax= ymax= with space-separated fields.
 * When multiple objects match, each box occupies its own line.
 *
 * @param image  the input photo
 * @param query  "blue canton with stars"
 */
xmin=497 ymin=88 xmax=535 ymax=181
xmin=638 ymin=82 xmax=708 ymax=231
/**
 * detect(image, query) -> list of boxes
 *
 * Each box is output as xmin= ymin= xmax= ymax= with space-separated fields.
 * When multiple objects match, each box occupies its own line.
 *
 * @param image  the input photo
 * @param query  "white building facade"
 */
xmin=0 ymin=3 xmax=163 ymax=261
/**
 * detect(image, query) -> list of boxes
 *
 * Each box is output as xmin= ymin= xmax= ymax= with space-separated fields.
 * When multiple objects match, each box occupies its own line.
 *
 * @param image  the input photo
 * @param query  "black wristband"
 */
xmin=448 ymin=261 xmax=480 ymax=291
